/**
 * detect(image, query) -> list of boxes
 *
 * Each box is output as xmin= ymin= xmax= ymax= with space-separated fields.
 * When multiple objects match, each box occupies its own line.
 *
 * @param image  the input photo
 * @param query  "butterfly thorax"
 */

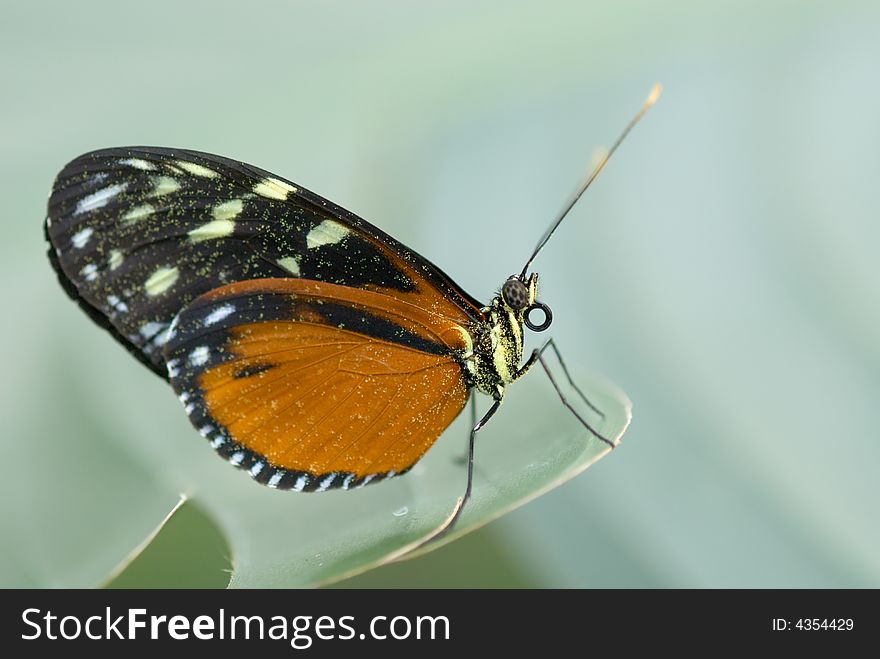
xmin=463 ymin=274 xmax=539 ymax=400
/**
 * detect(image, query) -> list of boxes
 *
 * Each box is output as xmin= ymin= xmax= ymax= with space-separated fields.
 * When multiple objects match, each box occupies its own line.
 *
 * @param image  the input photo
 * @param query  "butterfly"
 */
xmin=45 ymin=85 xmax=659 ymax=539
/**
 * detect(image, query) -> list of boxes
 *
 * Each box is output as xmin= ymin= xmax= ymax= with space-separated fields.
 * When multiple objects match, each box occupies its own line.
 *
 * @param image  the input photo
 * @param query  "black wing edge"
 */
xmin=43 ymin=219 xmax=169 ymax=380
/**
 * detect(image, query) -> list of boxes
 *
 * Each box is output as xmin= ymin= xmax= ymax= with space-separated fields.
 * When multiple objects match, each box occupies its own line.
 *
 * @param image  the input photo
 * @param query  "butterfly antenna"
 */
xmin=520 ymin=83 xmax=662 ymax=278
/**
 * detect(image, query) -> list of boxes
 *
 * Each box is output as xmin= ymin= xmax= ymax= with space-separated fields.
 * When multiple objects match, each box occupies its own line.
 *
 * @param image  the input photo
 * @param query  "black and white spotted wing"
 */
xmin=45 ymin=147 xmax=484 ymax=379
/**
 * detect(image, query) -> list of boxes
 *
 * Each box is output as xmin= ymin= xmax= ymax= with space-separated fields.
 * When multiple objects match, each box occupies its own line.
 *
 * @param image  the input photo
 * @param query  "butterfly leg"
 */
xmin=416 ymin=396 xmax=501 ymax=547
xmin=518 ymin=338 xmax=614 ymax=448
xmin=539 ymin=337 xmax=605 ymax=419
xmin=453 ymin=390 xmax=478 ymax=465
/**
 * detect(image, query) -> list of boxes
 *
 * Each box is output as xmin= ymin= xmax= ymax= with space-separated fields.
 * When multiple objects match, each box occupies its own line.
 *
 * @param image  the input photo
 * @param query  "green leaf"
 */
xmin=106 ymin=499 xmax=231 ymax=589
xmin=0 ymin=309 xmax=182 ymax=588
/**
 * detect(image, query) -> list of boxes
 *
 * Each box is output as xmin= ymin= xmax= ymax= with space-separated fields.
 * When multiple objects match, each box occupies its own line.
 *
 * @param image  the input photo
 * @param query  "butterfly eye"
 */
xmin=501 ymin=278 xmax=530 ymax=310
xmin=524 ymin=301 xmax=552 ymax=332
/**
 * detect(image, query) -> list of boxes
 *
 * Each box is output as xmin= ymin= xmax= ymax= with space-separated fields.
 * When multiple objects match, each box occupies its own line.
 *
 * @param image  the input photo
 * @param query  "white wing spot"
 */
xmin=168 ymin=315 xmax=181 ymax=340
xmin=306 ymin=220 xmax=349 ymax=249
xmin=144 ymin=266 xmax=179 ymax=296
xmin=188 ymin=345 xmax=210 ymax=367
xmin=230 ymin=451 xmax=245 ymax=466
xmin=198 ymin=425 xmax=214 ymax=437
xmin=175 ymin=160 xmax=218 ymax=178
xmin=119 ymin=158 xmax=155 ymax=171
xmin=211 ymin=436 xmax=226 ymax=449
xmin=150 ymin=176 xmax=180 ymax=197
xmin=277 ymin=256 xmax=301 ymax=276
xmin=268 ymin=472 xmax=283 ymax=488
xmin=74 ymin=183 xmax=128 ymax=216
xmin=80 ymin=263 xmax=98 ymax=282
xmin=122 ymin=203 xmax=154 ymax=224
xmin=293 ymin=475 xmax=308 ymax=492
xmin=250 ymin=462 xmax=264 ymax=477
xmin=253 ymin=177 xmax=297 ymax=200
xmin=356 ymin=474 xmax=375 ymax=489
xmin=70 ymin=227 xmax=94 ymax=249
xmin=139 ymin=321 xmax=166 ymax=339
xmin=107 ymin=295 xmax=129 ymax=314
xmin=152 ymin=327 xmax=171 ymax=348
xmin=167 ymin=359 xmax=180 ymax=378
xmin=212 ymin=198 xmax=243 ymax=221
xmin=316 ymin=473 xmax=338 ymax=492
xmin=341 ymin=474 xmax=354 ymax=490
xmin=204 ymin=304 xmax=235 ymax=326
xmin=108 ymin=249 xmax=124 ymax=270
xmin=188 ymin=219 xmax=235 ymax=243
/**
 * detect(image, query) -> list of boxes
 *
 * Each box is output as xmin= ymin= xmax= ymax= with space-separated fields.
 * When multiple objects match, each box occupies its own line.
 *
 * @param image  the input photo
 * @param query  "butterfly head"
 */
xmin=500 ymin=273 xmax=552 ymax=333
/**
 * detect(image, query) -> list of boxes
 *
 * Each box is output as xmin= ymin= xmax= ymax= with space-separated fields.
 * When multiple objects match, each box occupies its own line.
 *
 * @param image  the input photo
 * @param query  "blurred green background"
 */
xmin=2 ymin=0 xmax=878 ymax=587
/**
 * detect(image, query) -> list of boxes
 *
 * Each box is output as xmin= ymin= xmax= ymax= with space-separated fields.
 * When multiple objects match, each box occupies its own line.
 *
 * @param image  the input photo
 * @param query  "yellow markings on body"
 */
xmin=120 ymin=158 xmax=154 ymax=171
xmin=175 ymin=160 xmax=218 ymax=178
xmin=151 ymin=176 xmax=181 ymax=197
xmin=455 ymin=323 xmax=477 ymax=377
xmin=211 ymin=199 xmax=243 ymax=221
xmin=527 ymin=275 xmax=538 ymax=305
xmin=108 ymin=249 xmax=124 ymax=270
xmin=145 ymin=266 xmax=180 ymax=296
xmin=188 ymin=219 xmax=235 ymax=243
xmin=508 ymin=311 xmax=521 ymax=347
xmin=306 ymin=219 xmax=350 ymax=249
xmin=449 ymin=324 xmax=474 ymax=356
xmin=253 ymin=177 xmax=297 ymax=200
xmin=492 ymin=339 xmax=512 ymax=384
xmin=489 ymin=315 xmax=514 ymax=384
xmin=488 ymin=317 xmax=500 ymax=350
xmin=122 ymin=203 xmax=155 ymax=224
xmin=277 ymin=256 xmax=301 ymax=276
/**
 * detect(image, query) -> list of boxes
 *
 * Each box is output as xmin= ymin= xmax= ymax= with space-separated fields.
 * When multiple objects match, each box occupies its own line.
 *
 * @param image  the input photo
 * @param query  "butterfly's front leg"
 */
xmin=523 ymin=338 xmax=614 ymax=449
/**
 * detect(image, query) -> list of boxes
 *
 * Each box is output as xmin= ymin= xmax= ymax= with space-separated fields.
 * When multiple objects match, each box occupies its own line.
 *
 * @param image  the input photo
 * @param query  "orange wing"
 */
xmin=163 ymin=278 xmax=472 ymax=491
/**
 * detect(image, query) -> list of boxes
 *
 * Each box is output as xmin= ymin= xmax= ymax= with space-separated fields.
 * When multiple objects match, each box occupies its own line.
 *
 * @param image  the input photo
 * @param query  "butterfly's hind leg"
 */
xmin=416 ymin=395 xmax=500 ymax=548
xmin=453 ymin=390 xmax=478 ymax=466
xmin=518 ymin=338 xmax=615 ymax=449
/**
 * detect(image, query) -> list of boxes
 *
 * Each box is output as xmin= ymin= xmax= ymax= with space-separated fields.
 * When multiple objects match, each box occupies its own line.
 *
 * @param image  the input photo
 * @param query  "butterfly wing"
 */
xmin=164 ymin=278 xmax=472 ymax=489
xmin=45 ymin=147 xmax=484 ymax=378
